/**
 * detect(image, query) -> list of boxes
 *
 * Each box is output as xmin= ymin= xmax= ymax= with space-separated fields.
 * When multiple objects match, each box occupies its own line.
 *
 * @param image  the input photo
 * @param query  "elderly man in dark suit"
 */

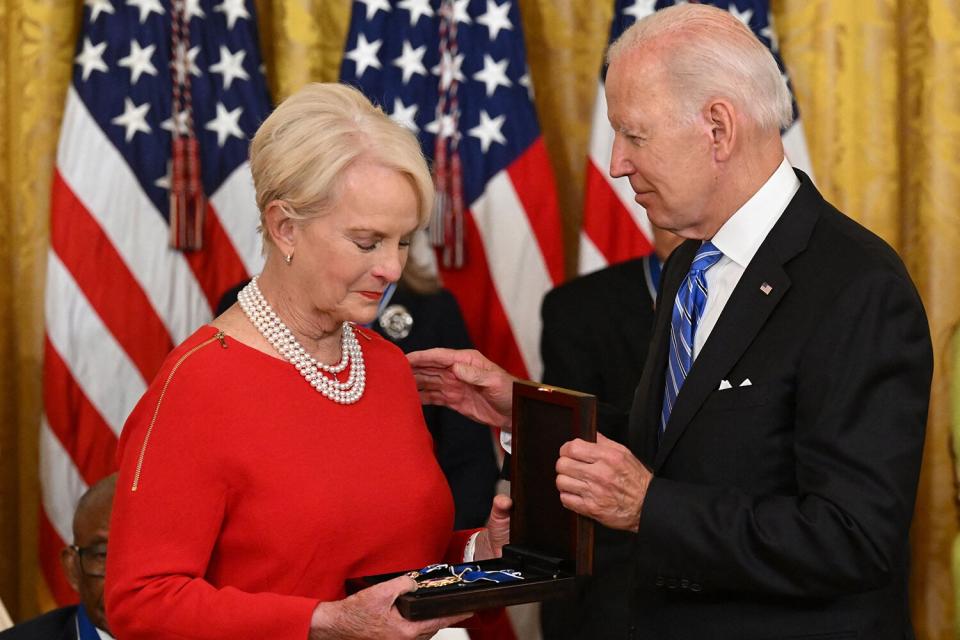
xmin=408 ymin=4 xmax=932 ymax=639
xmin=1 ymin=475 xmax=115 ymax=640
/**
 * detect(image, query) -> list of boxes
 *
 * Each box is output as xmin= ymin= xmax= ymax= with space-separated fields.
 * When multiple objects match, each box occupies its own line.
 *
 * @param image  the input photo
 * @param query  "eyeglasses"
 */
xmin=70 ymin=544 xmax=107 ymax=578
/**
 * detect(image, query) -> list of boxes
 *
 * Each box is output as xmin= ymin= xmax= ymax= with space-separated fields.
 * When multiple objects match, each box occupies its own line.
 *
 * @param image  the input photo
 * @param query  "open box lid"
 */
xmin=508 ymin=381 xmax=597 ymax=577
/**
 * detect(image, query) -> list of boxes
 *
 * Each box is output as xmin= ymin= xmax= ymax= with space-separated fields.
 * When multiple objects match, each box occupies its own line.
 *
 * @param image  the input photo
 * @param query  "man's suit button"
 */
xmin=680 ymin=579 xmax=690 ymax=589
xmin=655 ymin=576 xmax=665 ymax=587
xmin=690 ymin=583 xmax=702 ymax=592
xmin=666 ymin=578 xmax=678 ymax=589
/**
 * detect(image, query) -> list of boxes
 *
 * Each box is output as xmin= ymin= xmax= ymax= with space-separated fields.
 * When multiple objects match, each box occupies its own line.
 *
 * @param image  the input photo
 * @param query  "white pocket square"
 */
xmin=740 ymin=378 xmax=752 ymax=387
xmin=718 ymin=379 xmax=732 ymax=390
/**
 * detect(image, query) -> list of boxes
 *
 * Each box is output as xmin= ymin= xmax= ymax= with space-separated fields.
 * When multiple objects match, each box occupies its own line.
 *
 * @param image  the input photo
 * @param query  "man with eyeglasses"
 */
xmin=1 ymin=474 xmax=115 ymax=640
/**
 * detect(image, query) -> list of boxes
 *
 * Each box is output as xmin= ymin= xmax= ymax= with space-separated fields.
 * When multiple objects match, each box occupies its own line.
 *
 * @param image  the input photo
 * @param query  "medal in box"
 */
xmin=347 ymin=381 xmax=597 ymax=620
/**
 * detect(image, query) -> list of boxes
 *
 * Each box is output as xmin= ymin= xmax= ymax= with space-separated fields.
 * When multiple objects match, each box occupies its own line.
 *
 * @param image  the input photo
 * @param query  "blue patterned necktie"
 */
xmin=660 ymin=241 xmax=723 ymax=434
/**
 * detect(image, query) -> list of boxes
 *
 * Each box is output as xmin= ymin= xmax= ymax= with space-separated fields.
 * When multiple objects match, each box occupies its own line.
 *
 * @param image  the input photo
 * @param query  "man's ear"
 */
xmin=60 ymin=546 xmax=81 ymax=593
xmin=263 ymin=200 xmax=297 ymax=257
xmin=707 ymin=100 xmax=736 ymax=162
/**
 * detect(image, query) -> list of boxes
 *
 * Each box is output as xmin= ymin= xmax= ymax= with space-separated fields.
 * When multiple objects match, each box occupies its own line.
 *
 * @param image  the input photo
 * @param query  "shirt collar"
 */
xmin=710 ymin=157 xmax=800 ymax=268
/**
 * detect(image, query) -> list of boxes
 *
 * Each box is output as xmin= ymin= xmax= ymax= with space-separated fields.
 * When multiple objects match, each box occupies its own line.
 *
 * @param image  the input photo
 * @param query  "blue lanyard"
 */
xmin=76 ymin=605 xmax=103 ymax=640
xmin=643 ymin=255 xmax=662 ymax=305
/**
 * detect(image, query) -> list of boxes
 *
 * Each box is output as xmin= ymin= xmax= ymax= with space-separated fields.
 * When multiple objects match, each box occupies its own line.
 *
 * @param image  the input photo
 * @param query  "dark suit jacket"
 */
xmin=625 ymin=171 xmax=932 ymax=639
xmin=372 ymin=284 xmax=499 ymax=529
xmin=0 ymin=606 xmax=77 ymax=640
xmin=539 ymin=258 xmax=657 ymax=639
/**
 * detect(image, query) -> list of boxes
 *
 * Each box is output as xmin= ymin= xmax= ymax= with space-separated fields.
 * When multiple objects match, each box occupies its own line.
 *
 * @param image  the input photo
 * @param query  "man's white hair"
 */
xmin=607 ymin=3 xmax=793 ymax=133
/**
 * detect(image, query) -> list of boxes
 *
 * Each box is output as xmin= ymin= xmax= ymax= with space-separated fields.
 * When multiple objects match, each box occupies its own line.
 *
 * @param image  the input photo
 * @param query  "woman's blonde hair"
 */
xmin=249 ymin=83 xmax=435 ymax=251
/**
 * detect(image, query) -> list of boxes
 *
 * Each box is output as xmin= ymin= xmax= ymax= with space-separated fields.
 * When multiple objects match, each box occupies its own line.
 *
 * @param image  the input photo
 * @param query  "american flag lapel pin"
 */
xmin=760 ymin=282 xmax=773 ymax=295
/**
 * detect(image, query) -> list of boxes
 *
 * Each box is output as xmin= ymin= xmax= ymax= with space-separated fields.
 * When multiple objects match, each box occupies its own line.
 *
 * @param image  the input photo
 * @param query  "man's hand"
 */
xmin=473 ymin=494 xmax=512 ymax=561
xmin=556 ymin=433 xmax=653 ymax=532
xmin=407 ymin=348 xmax=517 ymax=429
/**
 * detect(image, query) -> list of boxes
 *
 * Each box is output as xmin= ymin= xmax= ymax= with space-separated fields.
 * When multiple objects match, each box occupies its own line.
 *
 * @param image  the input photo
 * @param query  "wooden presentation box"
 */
xmin=347 ymin=381 xmax=597 ymax=620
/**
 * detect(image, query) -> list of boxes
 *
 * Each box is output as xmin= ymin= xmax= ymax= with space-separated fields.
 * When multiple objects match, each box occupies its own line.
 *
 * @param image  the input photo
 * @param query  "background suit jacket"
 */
xmin=626 ymin=170 xmax=932 ymax=639
xmin=0 ymin=605 xmax=77 ymax=640
xmin=539 ymin=257 xmax=657 ymax=639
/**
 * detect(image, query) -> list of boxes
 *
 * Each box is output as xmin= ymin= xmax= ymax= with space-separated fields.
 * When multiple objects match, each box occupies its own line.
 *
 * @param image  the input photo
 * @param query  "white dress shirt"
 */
xmin=693 ymin=158 xmax=800 ymax=359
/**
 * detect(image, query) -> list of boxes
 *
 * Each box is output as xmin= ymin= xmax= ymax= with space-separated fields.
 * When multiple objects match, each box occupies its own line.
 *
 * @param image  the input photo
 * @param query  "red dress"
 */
xmin=106 ymin=325 xmax=467 ymax=639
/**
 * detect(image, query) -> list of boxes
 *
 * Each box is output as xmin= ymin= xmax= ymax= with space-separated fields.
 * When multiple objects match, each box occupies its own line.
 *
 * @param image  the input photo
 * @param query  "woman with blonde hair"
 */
xmin=106 ymin=83 xmax=510 ymax=640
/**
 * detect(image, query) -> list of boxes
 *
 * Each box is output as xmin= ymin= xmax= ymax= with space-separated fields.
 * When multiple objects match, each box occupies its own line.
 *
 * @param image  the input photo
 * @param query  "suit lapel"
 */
xmin=629 ymin=241 xmax=697 ymax=460
xmin=651 ymin=171 xmax=822 ymax=469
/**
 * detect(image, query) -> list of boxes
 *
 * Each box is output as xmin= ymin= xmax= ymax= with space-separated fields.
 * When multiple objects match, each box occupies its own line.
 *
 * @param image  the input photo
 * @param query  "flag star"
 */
xmin=118 ymin=40 xmax=157 ymax=84
xmin=622 ymin=0 xmax=656 ymax=21
xmin=390 ymin=98 xmax=419 ymax=132
xmin=205 ymin=102 xmax=245 ymax=147
xmin=468 ymin=110 xmax=507 ymax=153
xmin=173 ymin=43 xmax=202 ymax=83
xmin=392 ymin=41 xmax=428 ymax=84
xmin=452 ymin=0 xmax=472 ymax=25
xmin=161 ymin=109 xmax=191 ymax=136
xmin=473 ymin=54 xmax=512 ymax=97
xmin=183 ymin=0 xmax=205 ymax=19
xmin=728 ymin=4 xmax=754 ymax=28
xmin=760 ymin=24 xmax=779 ymax=49
xmin=85 ymin=0 xmax=114 ymax=22
xmin=126 ymin=0 xmax=164 ymax=24
xmin=214 ymin=0 xmax=250 ymax=29
xmin=75 ymin=38 xmax=108 ymax=81
xmin=397 ymin=0 xmax=433 ymax=27
xmin=425 ymin=113 xmax=457 ymax=140
xmin=155 ymin=161 xmax=172 ymax=190
xmin=519 ymin=71 xmax=534 ymax=99
xmin=345 ymin=33 xmax=383 ymax=78
xmin=357 ymin=0 xmax=391 ymax=21
xmin=210 ymin=45 xmax=249 ymax=89
xmin=432 ymin=51 xmax=465 ymax=91
xmin=477 ymin=0 xmax=513 ymax=40
xmin=111 ymin=98 xmax=152 ymax=142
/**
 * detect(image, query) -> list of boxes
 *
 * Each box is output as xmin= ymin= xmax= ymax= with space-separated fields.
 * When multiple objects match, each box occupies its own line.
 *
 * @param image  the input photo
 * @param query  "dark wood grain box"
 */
xmin=347 ymin=381 xmax=596 ymax=620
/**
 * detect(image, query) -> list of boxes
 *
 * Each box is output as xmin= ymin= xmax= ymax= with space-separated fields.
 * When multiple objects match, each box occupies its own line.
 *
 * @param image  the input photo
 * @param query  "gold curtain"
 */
xmin=1 ymin=2 xmax=958 ymax=637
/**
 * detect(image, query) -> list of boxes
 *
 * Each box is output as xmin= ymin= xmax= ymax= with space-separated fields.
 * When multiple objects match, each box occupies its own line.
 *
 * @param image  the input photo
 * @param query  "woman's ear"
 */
xmin=263 ymin=200 xmax=296 ymax=256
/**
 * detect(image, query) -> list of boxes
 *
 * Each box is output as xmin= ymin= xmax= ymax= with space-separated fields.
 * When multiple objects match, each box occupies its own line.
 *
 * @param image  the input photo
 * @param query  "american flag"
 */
xmin=41 ymin=0 xmax=269 ymax=603
xmin=579 ymin=0 xmax=814 ymax=273
xmin=339 ymin=0 xmax=565 ymax=380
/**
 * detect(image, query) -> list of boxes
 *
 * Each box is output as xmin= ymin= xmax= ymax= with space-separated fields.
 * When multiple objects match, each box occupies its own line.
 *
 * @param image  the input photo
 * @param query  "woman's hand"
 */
xmin=473 ymin=494 xmax=512 ymax=561
xmin=308 ymin=575 xmax=470 ymax=640
xmin=407 ymin=348 xmax=517 ymax=429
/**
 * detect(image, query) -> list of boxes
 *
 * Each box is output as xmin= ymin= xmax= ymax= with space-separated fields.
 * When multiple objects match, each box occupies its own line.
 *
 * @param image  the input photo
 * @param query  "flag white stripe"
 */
xmin=210 ymin=162 xmax=266 ymax=277
xmin=57 ymin=87 xmax=210 ymax=344
xmin=45 ymin=251 xmax=146 ymax=435
xmin=39 ymin=417 xmax=88 ymax=545
xmin=578 ymin=234 xmax=607 ymax=275
xmin=471 ymin=171 xmax=552 ymax=378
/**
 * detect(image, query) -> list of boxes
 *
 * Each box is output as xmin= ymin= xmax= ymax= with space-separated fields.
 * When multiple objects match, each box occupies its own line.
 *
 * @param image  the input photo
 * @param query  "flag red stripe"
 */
xmin=43 ymin=338 xmax=120 ymax=486
xmin=39 ymin=509 xmax=79 ymax=606
xmin=441 ymin=213 xmax=529 ymax=379
xmin=50 ymin=171 xmax=174 ymax=381
xmin=506 ymin=138 xmax=565 ymax=284
xmin=582 ymin=161 xmax=653 ymax=264
xmin=183 ymin=203 xmax=253 ymax=314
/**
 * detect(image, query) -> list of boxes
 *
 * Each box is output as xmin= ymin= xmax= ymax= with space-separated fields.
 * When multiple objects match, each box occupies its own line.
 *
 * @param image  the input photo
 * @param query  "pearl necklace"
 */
xmin=237 ymin=276 xmax=366 ymax=404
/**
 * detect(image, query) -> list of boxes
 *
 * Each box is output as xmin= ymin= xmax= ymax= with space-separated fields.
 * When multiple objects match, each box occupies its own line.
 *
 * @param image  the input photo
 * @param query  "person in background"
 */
xmin=538 ymin=227 xmax=680 ymax=638
xmin=0 ymin=474 xmax=116 ymax=640
xmin=106 ymin=82 xmax=510 ymax=640
xmin=408 ymin=4 xmax=932 ymax=638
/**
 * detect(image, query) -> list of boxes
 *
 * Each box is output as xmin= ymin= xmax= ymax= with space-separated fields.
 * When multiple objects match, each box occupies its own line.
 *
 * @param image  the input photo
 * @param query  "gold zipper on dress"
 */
xmin=131 ymin=330 xmax=227 ymax=491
